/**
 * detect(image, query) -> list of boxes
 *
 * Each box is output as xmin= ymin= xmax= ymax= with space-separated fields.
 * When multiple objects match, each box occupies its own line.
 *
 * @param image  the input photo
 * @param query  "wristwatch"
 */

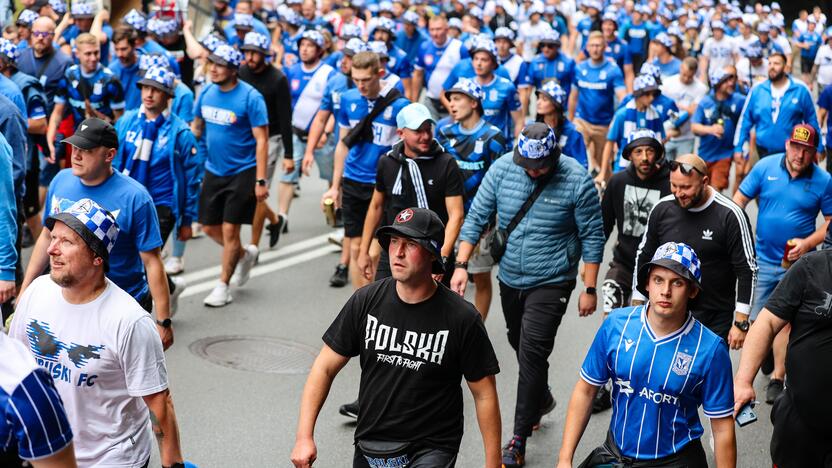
xmin=156 ymin=318 xmax=172 ymax=329
xmin=454 ymin=261 xmax=469 ymax=270
xmin=585 ymin=287 xmax=597 ymax=295
xmin=256 ymin=178 xmax=268 ymax=187
xmin=734 ymin=320 xmax=750 ymax=332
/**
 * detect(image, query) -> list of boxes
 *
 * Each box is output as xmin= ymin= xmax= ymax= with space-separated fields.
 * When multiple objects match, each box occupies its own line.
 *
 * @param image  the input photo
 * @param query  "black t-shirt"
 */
xmin=375 ymin=142 xmax=464 ymax=226
xmin=323 ymin=278 xmax=500 ymax=452
xmin=161 ymin=36 xmax=194 ymax=89
xmin=239 ymin=64 xmax=294 ymax=157
xmin=765 ymin=250 xmax=832 ymax=433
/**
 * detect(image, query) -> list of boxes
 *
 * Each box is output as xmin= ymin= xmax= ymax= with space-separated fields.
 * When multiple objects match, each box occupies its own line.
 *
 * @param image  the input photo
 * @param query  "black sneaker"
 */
xmin=339 ymin=399 xmax=359 ymax=419
xmin=501 ymin=435 xmax=525 ymax=467
xmin=533 ymin=387 xmax=557 ymax=430
xmin=766 ymin=378 xmax=784 ymax=404
xmin=266 ymin=215 xmax=285 ymax=249
xmin=592 ymin=383 xmax=613 ymax=413
xmin=330 ymin=264 xmax=349 ymax=287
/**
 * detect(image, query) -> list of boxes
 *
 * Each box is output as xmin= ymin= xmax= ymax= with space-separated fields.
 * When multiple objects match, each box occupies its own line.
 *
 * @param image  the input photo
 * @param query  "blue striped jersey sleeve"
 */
xmin=580 ymin=319 xmax=612 ymax=386
xmin=3 ymin=368 xmax=73 ymax=460
xmin=700 ymin=342 xmax=735 ymax=419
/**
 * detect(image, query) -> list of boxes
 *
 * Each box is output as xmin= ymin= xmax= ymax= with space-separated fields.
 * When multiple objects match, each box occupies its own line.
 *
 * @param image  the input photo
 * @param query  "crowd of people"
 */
xmin=0 ymin=0 xmax=831 ymax=467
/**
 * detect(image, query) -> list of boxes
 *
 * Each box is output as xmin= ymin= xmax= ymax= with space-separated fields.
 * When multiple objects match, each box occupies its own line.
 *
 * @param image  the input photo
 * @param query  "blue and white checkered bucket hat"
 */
xmin=49 ymin=0 xmax=67 ymax=14
xmin=402 ymin=11 xmax=420 ymax=25
xmin=148 ymin=17 xmax=178 ymax=37
xmin=539 ymin=29 xmax=561 ymax=45
xmin=340 ymin=23 xmax=362 ymax=39
xmin=199 ymin=33 xmax=226 ymax=53
xmin=137 ymin=65 xmax=175 ymax=95
xmin=537 ymin=81 xmax=567 ymax=107
xmin=240 ymin=31 xmax=270 ymax=54
xmin=652 ymin=32 xmax=673 ymax=50
xmin=373 ymin=17 xmax=396 ymax=34
xmin=298 ymin=30 xmax=324 ymax=49
xmin=494 ymin=27 xmax=515 ymax=42
xmin=208 ymin=44 xmax=243 ymax=68
xmin=445 ymin=77 xmax=484 ymax=103
xmin=513 ymin=123 xmax=560 ymax=170
xmin=344 ymin=38 xmax=368 ymax=56
xmin=633 ymin=73 xmax=660 ymax=96
xmin=70 ymin=2 xmax=94 ymax=18
xmin=234 ymin=13 xmax=254 ymax=30
xmin=708 ymin=68 xmax=731 ymax=87
xmin=367 ymin=40 xmax=389 ymax=58
xmin=0 ymin=39 xmax=20 ymax=64
xmin=16 ymin=10 xmax=39 ymax=27
xmin=637 ymin=241 xmax=703 ymax=295
xmin=46 ymin=198 xmax=120 ymax=270
xmin=138 ymin=53 xmax=170 ymax=72
xmin=470 ymin=37 xmax=498 ymax=62
xmin=123 ymin=9 xmax=147 ymax=32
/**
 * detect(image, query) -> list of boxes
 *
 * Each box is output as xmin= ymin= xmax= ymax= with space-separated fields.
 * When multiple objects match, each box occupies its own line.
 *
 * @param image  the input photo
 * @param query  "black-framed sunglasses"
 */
xmin=669 ymin=160 xmax=705 ymax=176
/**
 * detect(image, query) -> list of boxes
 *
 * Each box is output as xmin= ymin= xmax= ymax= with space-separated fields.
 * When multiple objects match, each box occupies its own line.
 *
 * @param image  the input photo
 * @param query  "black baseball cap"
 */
xmin=376 ymin=207 xmax=446 ymax=274
xmin=61 ymin=118 xmax=119 ymax=150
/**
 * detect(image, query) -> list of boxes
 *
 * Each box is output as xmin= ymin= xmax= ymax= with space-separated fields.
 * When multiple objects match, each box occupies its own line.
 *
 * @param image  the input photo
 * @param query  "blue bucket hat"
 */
xmin=208 ymin=44 xmax=243 ymax=68
xmin=234 ymin=13 xmax=254 ymax=30
xmin=633 ymin=73 xmax=660 ymax=97
xmin=402 ymin=11 xmax=420 ymax=25
xmin=340 ymin=23 xmax=362 ymax=39
xmin=367 ymin=40 xmax=389 ymax=58
xmin=470 ymin=37 xmax=498 ymax=62
xmin=199 ymin=33 xmax=227 ymax=53
xmin=70 ymin=2 xmax=94 ymax=18
xmin=708 ymin=68 xmax=732 ymax=87
xmin=45 ymin=198 xmax=120 ymax=270
xmin=536 ymin=81 xmax=567 ymax=107
xmin=49 ymin=0 xmax=66 ymax=14
xmin=148 ymin=17 xmax=178 ymax=37
xmin=372 ymin=17 xmax=396 ymax=35
xmin=539 ymin=29 xmax=561 ymax=46
xmin=0 ymin=39 xmax=20 ymax=65
xmin=494 ymin=26 xmax=515 ymax=43
xmin=652 ymin=32 xmax=673 ymax=50
xmin=514 ymin=123 xmax=560 ymax=170
xmin=16 ymin=9 xmax=39 ymax=27
xmin=138 ymin=52 xmax=171 ymax=72
xmin=344 ymin=38 xmax=368 ymax=56
xmin=639 ymin=62 xmax=663 ymax=84
xmin=298 ymin=30 xmax=325 ymax=49
xmin=637 ymin=241 xmax=703 ymax=295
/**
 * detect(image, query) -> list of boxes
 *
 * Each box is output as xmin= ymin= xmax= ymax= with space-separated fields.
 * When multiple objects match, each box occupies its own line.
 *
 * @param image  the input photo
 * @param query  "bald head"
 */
xmin=33 ymin=16 xmax=56 ymax=32
xmin=31 ymin=16 xmax=57 ymax=56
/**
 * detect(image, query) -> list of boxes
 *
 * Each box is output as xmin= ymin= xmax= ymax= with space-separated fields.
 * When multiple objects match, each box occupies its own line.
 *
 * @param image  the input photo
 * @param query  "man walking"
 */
xmin=558 ymin=242 xmax=736 ymax=468
xmin=21 ymin=118 xmax=174 ymax=350
xmin=11 ymin=199 xmax=186 ymax=468
xmin=291 ymin=207 xmax=501 ymax=468
xmin=192 ymin=45 xmax=269 ymax=307
xmin=632 ymin=153 xmax=757 ymax=344
xmin=413 ymin=15 xmax=468 ymax=119
xmin=451 ymin=123 xmax=604 ymax=467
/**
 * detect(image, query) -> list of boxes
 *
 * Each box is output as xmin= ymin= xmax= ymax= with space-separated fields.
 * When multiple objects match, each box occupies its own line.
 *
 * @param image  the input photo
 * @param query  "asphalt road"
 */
xmin=76 ymin=176 xmax=775 ymax=467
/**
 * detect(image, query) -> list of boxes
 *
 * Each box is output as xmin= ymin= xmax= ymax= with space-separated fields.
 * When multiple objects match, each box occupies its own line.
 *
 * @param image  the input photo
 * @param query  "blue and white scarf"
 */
xmin=123 ymin=106 xmax=168 ymax=187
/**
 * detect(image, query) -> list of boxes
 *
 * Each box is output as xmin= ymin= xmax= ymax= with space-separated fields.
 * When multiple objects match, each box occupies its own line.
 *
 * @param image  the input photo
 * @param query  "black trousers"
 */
xmin=155 ymin=204 xmax=176 ymax=249
xmin=499 ymin=280 xmax=574 ymax=436
xmin=770 ymin=390 xmax=832 ymax=468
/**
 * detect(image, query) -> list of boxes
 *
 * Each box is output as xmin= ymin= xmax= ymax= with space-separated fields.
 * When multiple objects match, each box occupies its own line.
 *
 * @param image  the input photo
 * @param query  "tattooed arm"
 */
xmin=143 ymin=390 xmax=184 ymax=467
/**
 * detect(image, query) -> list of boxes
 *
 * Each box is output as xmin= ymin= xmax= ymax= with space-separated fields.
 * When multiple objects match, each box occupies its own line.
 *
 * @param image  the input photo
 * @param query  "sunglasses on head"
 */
xmin=669 ymin=160 xmax=705 ymax=176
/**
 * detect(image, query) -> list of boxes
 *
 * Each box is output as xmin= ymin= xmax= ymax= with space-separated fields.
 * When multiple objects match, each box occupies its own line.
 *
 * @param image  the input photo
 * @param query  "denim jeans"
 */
xmin=750 ymin=260 xmax=786 ymax=320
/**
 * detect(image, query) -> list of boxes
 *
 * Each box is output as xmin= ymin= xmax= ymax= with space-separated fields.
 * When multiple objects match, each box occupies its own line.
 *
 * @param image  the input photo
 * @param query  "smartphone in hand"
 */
xmin=736 ymin=401 xmax=758 ymax=427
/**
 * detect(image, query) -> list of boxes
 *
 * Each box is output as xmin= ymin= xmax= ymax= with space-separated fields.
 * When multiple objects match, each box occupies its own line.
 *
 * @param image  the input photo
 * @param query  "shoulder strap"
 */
xmin=504 ymin=171 xmax=553 ymax=237
xmin=36 ymin=50 xmax=56 ymax=79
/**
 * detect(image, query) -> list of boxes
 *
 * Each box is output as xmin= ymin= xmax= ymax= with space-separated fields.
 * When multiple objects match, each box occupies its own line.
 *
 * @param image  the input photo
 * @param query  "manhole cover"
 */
xmin=189 ymin=336 xmax=318 ymax=374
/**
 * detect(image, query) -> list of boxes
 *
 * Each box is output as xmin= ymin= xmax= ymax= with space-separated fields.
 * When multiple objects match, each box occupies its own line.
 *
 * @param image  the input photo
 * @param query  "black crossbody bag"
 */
xmin=489 ymin=172 xmax=553 ymax=263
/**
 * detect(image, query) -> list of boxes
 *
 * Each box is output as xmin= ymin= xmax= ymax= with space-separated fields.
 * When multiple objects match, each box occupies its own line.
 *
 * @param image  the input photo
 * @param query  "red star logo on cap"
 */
xmin=396 ymin=208 xmax=414 ymax=223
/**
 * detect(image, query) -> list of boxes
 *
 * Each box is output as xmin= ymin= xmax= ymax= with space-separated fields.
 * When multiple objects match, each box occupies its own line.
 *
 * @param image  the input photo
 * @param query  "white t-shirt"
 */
xmin=702 ymin=37 xmax=738 ymax=75
xmin=736 ymin=57 xmax=769 ymax=87
xmin=661 ymin=76 xmax=708 ymax=140
xmin=518 ymin=20 xmax=553 ymax=60
xmin=815 ymin=44 xmax=832 ymax=85
xmin=10 ymin=276 xmax=168 ymax=468
xmin=771 ymin=35 xmax=792 ymax=55
xmin=734 ymin=33 xmax=757 ymax=52
xmin=770 ymin=80 xmax=788 ymax=122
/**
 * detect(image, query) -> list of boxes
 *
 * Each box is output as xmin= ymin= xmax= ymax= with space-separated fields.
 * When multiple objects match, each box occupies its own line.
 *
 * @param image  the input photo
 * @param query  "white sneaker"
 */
xmin=203 ymin=283 xmax=232 ymax=307
xmin=164 ymin=256 xmax=184 ymax=275
xmin=328 ymin=228 xmax=344 ymax=247
xmin=231 ymin=245 xmax=259 ymax=287
xmin=169 ymin=276 xmax=187 ymax=317
xmin=191 ymin=222 xmax=205 ymax=238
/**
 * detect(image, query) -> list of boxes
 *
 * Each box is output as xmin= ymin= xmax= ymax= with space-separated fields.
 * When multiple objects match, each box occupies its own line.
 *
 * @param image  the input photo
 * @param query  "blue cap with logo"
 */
xmin=45 ymin=198 xmax=120 ymax=270
xmin=637 ymin=241 xmax=703 ymax=295
xmin=396 ymin=103 xmax=435 ymax=130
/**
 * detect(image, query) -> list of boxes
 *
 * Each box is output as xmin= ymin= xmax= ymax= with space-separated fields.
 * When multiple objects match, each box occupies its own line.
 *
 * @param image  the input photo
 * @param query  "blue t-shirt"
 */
xmin=0 ymin=74 xmax=28 ymax=119
xmin=194 ymin=80 xmax=269 ymax=176
xmin=415 ymin=38 xmax=469 ymax=99
xmin=15 ymin=48 xmax=73 ymax=115
xmin=580 ymin=306 xmax=734 ymax=459
xmin=558 ymin=120 xmax=589 ymax=169
xmin=281 ymin=30 xmax=303 ymax=68
xmin=54 ymin=64 xmax=125 ymax=126
xmin=798 ymin=31 xmax=822 ymax=59
xmin=61 ymin=24 xmax=112 ymax=65
xmin=320 ymin=72 xmax=352 ymax=115
xmin=0 ymin=132 xmax=16 ymax=281
xmin=498 ymin=53 xmax=532 ymax=89
xmin=651 ymin=57 xmax=681 ymax=78
xmin=337 ymin=86 xmax=410 ymax=184
xmin=387 ymin=45 xmax=413 ymax=79
xmin=692 ymin=91 xmax=745 ymax=163
xmin=43 ymin=170 xmax=163 ymax=299
xmin=478 ymin=75 xmax=521 ymax=148
xmin=107 ymin=58 xmax=142 ymax=111
xmin=738 ymin=155 xmax=832 ymax=265
xmin=395 ymin=28 xmax=427 ymax=64
xmin=621 ymin=21 xmax=649 ymax=57
xmin=436 ymin=119 xmax=507 ymax=211
xmin=286 ymin=61 xmax=337 ymax=132
xmin=575 ymin=58 xmax=625 ymax=125
xmin=528 ymin=53 xmax=576 ymax=98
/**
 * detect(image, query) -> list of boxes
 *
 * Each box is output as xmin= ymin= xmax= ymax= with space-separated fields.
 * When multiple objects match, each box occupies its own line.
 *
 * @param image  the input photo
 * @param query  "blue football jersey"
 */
xmin=580 ymin=305 xmax=734 ymax=460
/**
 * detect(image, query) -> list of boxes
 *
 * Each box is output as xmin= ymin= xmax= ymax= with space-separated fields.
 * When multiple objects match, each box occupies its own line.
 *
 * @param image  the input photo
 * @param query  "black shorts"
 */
xmin=341 ymin=178 xmax=375 ymax=238
xmin=155 ymin=204 xmax=176 ymax=248
xmin=22 ymin=150 xmax=40 ymax=218
xmin=770 ymin=390 xmax=832 ymax=467
xmin=199 ymin=167 xmax=257 ymax=225
xmin=801 ymin=58 xmax=814 ymax=74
